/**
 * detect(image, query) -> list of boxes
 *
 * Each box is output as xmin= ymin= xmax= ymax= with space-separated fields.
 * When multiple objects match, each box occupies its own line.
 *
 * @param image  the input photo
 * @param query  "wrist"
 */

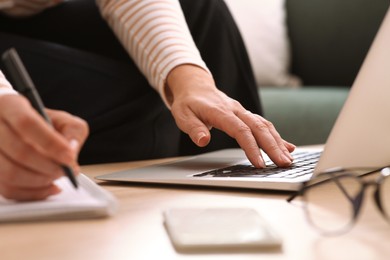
xmin=165 ymin=64 xmax=215 ymax=104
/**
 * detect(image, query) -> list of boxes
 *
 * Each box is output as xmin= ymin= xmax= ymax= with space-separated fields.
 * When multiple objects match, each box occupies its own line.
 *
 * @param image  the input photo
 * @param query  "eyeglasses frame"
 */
xmin=286 ymin=166 xmax=390 ymax=235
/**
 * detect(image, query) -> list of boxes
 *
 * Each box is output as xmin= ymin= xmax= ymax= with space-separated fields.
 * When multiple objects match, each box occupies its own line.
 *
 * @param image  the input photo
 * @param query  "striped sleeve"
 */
xmin=0 ymin=0 xmax=63 ymax=17
xmin=96 ymin=0 xmax=210 ymax=107
xmin=0 ymin=70 xmax=17 ymax=96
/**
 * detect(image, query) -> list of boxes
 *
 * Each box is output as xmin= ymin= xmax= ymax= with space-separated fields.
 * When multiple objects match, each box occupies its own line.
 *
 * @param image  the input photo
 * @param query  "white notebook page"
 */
xmin=0 ymin=174 xmax=117 ymax=222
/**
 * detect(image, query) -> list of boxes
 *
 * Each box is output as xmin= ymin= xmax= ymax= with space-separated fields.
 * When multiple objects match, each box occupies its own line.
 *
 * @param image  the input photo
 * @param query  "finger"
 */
xmin=47 ymin=110 xmax=88 ymax=175
xmin=266 ymin=123 xmax=295 ymax=160
xmin=239 ymin=111 xmax=293 ymax=167
xmin=2 ymin=97 xmax=75 ymax=166
xmin=0 ymin=121 xmax=68 ymax=177
xmin=252 ymin=113 xmax=294 ymax=161
xmin=171 ymin=107 xmax=211 ymax=147
xmin=0 ymin=183 xmax=61 ymax=201
xmin=47 ymin=110 xmax=89 ymax=153
xmin=203 ymin=109 xmax=266 ymax=168
xmin=0 ymin=154 xmax=60 ymax=188
xmin=283 ymin=140 xmax=296 ymax=153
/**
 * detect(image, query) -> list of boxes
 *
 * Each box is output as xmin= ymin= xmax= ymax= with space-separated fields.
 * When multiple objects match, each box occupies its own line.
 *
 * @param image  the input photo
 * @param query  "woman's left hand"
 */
xmin=166 ymin=65 xmax=295 ymax=168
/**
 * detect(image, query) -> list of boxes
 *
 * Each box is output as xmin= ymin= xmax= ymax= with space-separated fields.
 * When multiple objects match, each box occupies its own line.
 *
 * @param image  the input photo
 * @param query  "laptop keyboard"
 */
xmin=193 ymin=151 xmax=321 ymax=179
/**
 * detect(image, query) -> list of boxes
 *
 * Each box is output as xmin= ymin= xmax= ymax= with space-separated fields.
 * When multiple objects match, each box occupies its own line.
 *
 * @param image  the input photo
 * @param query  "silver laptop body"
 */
xmin=97 ymin=7 xmax=390 ymax=191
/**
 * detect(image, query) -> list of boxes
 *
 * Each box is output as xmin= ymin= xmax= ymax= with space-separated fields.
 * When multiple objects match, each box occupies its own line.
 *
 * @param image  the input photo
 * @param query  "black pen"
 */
xmin=1 ymin=48 xmax=78 ymax=189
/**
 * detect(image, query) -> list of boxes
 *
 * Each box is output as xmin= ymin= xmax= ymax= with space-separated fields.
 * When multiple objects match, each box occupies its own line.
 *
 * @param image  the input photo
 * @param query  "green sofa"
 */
xmin=260 ymin=0 xmax=389 ymax=145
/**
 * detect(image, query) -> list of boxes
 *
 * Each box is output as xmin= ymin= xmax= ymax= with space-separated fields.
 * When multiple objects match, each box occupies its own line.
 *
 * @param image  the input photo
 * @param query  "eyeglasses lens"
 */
xmin=380 ymin=175 xmax=390 ymax=221
xmin=304 ymin=175 xmax=361 ymax=234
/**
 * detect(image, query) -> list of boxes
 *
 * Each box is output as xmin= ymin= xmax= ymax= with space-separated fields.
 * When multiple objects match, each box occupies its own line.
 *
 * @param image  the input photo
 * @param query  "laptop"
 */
xmin=97 ymin=7 xmax=390 ymax=191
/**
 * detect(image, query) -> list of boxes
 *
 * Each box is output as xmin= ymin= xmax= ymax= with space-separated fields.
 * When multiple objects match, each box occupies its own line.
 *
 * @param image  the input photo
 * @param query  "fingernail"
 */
xmin=49 ymin=185 xmax=62 ymax=196
xmin=69 ymin=139 xmax=79 ymax=152
xmin=280 ymin=154 xmax=292 ymax=165
xmin=258 ymin=156 xmax=265 ymax=168
xmin=285 ymin=151 xmax=294 ymax=161
xmin=197 ymin=132 xmax=207 ymax=145
xmin=73 ymin=163 xmax=81 ymax=175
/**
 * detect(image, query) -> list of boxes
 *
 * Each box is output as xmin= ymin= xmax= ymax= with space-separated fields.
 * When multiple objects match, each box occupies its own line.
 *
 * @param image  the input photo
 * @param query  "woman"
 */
xmin=0 ymin=0 xmax=294 ymax=200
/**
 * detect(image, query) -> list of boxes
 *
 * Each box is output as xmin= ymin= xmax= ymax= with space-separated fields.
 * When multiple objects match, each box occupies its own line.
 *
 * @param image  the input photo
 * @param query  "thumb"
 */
xmin=173 ymin=109 xmax=211 ymax=147
xmin=193 ymin=126 xmax=211 ymax=147
xmin=60 ymin=122 xmax=88 ymax=155
xmin=47 ymin=110 xmax=89 ymax=154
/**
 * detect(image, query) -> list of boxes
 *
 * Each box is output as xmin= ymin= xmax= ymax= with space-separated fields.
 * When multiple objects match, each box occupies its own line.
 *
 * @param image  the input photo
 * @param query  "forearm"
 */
xmin=96 ymin=0 xmax=210 ymax=107
xmin=0 ymin=0 xmax=63 ymax=17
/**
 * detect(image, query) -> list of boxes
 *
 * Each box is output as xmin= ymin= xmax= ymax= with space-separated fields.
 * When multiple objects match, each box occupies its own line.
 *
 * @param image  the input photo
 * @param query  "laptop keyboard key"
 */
xmin=193 ymin=151 xmax=321 ymax=180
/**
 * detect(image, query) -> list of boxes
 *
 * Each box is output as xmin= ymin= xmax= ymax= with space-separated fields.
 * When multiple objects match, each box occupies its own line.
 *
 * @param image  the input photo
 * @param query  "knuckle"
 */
xmin=231 ymin=99 xmax=242 ymax=107
xmin=253 ymin=120 xmax=274 ymax=132
xmin=235 ymin=124 xmax=251 ymax=136
xmin=254 ymin=123 xmax=269 ymax=132
xmin=13 ymin=113 xmax=33 ymax=129
xmin=263 ymin=119 xmax=274 ymax=128
xmin=171 ymin=107 xmax=191 ymax=124
xmin=267 ymin=143 xmax=280 ymax=153
xmin=53 ymin=110 xmax=68 ymax=117
xmin=42 ymin=139 xmax=56 ymax=152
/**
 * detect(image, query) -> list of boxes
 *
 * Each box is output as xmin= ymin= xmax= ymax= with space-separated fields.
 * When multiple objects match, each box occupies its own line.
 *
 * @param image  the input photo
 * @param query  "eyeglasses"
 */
xmin=287 ymin=166 xmax=390 ymax=236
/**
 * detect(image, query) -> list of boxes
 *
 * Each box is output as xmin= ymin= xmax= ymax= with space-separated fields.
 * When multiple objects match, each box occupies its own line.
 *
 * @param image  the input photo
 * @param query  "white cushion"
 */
xmin=224 ymin=0 xmax=301 ymax=87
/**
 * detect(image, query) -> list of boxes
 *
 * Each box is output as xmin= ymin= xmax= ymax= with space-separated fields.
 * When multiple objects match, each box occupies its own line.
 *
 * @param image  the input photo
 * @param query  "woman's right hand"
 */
xmin=0 ymin=94 xmax=88 ymax=201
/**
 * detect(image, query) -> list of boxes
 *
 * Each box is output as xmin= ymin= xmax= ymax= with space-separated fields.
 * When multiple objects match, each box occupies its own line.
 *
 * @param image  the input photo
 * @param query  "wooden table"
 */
xmin=1 ymin=153 xmax=389 ymax=260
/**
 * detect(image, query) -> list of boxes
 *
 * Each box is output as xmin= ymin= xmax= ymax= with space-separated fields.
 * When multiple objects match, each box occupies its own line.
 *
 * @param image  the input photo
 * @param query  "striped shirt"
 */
xmin=0 ymin=0 xmax=209 ymax=106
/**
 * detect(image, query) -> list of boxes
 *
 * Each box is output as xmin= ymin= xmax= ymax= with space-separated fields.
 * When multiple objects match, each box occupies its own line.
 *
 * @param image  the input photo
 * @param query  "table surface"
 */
xmin=1 ymin=147 xmax=389 ymax=260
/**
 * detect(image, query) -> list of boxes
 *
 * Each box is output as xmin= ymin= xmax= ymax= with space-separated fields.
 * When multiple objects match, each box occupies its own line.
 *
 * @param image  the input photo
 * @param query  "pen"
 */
xmin=1 ymin=48 xmax=78 ymax=189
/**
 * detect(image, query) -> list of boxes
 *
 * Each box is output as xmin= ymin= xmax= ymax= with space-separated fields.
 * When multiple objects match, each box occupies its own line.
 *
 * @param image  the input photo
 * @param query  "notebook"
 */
xmin=0 ymin=174 xmax=118 ymax=222
xmin=96 ymin=6 xmax=390 ymax=192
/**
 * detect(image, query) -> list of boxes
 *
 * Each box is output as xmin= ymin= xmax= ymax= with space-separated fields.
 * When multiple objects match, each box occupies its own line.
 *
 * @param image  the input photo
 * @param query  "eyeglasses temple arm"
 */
xmin=332 ymin=177 xmax=355 ymax=203
xmin=286 ymin=193 xmax=298 ymax=202
xmin=286 ymin=166 xmax=387 ymax=203
xmin=286 ymin=175 xmax=346 ymax=203
xmin=286 ymin=188 xmax=304 ymax=202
